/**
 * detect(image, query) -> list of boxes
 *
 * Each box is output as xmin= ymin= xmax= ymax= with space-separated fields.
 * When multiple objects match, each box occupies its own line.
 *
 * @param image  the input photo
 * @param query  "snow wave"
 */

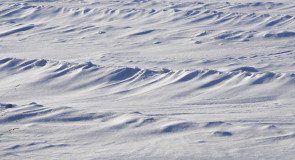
xmin=1 ymin=58 xmax=294 ymax=105
xmin=0 ymin=0 xmax=295 ymax=44
xmin=0 ymin=102 xmax=196 ymax=134
xmin=1 ymin=0 xmax=295 ymax=159
xmin=1 ymin=101 xmax=294 ymax=159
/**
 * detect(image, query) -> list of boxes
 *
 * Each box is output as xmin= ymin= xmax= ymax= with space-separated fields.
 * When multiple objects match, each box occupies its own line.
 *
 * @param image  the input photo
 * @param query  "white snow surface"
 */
xmin=1 ymin=0 xmax=295 ymax=159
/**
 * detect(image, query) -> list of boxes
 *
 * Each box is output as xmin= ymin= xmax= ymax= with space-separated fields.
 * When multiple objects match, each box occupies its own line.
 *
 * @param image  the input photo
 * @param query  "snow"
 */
xmin=0 ymin=0 xmax=295 ymax=159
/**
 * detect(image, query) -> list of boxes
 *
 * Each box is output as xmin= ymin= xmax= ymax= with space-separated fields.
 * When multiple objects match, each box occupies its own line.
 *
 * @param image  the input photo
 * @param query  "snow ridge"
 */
xmin=1 ymin=57 xmax=294 ymax=105
xmin=1 ymin=0 xmax=295 ymax=159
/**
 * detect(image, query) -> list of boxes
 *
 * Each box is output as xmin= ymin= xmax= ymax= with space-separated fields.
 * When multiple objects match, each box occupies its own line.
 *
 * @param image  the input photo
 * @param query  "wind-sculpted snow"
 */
xmin=1 ymin=0 xmax=295 ymax=159
xmin=0 ymin=0 xmax=295 ymax=50
xmin=1 ymin=101 xmax=295 ymax=159
xmin=0 ymin=58 xmax=294 ymax=106
xmin=0 ymin=0 xmax=294 ymax=74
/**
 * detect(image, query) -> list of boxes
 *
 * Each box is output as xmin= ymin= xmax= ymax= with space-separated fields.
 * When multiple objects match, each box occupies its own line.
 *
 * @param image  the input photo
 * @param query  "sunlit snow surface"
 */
xmin=1 ymin=0 xmax=295 ymax=159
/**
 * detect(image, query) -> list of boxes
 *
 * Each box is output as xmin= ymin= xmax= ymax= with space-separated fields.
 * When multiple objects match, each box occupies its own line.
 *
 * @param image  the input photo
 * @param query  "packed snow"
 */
xmin=1 ymin=0 xmax=295 ymax=159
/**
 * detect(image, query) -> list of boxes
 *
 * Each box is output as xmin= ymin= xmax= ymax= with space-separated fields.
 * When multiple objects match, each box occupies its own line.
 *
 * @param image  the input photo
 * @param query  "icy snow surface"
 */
xmin=1 ymin=0 xmax=295 ymax=159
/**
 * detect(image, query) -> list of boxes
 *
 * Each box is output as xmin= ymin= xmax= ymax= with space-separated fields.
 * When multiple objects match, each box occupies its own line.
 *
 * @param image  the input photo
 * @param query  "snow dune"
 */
xmin=1 ymin=57 xmax=294 ymax=159
xmin=0 ymin=57 xmax=294 ymax=106
xmin=1 ymin=0 xmax=295 ymax=159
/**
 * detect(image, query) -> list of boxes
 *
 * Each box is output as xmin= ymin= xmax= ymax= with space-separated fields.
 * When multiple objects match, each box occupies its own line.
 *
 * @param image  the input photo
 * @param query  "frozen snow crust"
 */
xmin=1 ymin=0 xmax=295 ymax=159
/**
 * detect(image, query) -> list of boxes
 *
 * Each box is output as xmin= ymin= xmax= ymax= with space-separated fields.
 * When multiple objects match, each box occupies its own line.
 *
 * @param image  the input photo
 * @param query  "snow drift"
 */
xmin=1 ymin=0 xmax=295 ymax=159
